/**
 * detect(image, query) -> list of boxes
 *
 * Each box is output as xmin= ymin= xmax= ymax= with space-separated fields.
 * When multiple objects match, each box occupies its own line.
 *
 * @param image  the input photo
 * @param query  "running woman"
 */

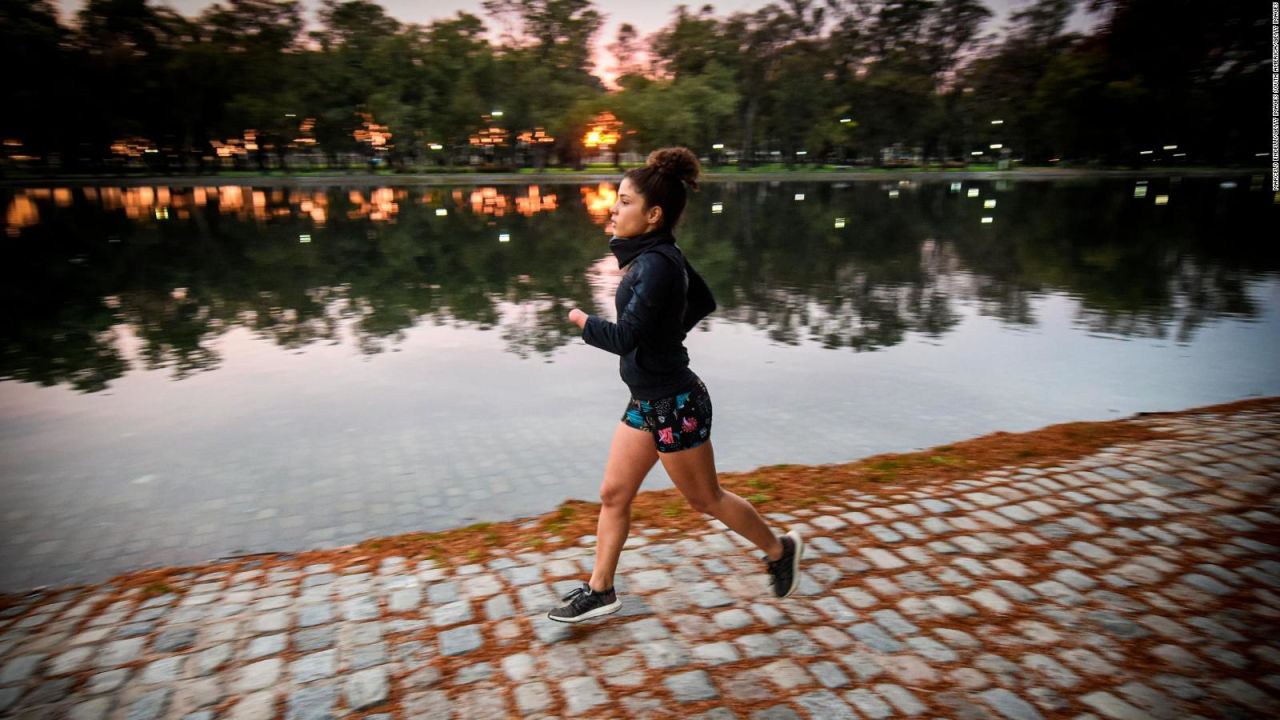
xmin=549 ymin=147 xmax=802 ymax=623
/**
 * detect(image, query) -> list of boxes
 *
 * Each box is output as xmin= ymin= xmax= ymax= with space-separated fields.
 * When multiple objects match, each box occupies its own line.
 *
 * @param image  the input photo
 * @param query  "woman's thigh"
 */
xmin=659 ymin=440 xmax=720 ymax=507
xmin=601 ymin=422 xmax=659 ymax=506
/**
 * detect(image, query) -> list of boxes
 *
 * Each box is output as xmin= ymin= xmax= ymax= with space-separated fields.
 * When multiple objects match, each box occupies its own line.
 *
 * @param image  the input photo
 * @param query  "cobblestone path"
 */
xmin=0 ymin=401 xmax=1276 ymax=719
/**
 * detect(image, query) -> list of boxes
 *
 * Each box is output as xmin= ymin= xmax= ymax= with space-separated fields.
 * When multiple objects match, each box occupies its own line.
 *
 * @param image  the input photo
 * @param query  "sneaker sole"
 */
xmin=781 ymin=529 xmax=804 ymax=598
xmin=545 ymin=598 xmax=622 ymax=624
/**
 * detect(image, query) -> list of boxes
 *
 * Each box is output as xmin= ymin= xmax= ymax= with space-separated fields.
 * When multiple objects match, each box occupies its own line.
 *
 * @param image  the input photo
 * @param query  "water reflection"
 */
xmin=1 ymin=178 xmax=1275 ymax=393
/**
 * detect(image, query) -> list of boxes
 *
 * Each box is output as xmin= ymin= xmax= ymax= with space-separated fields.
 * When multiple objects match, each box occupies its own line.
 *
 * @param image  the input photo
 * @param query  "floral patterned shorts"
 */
xmin=621 ymin=378 xmax=713 ymax=453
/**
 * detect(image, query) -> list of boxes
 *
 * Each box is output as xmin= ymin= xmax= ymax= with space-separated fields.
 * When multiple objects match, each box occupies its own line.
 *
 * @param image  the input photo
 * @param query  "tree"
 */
xmin=199 ymin=0 xmax=306 ymax=170
xmin=482 ymin=0 xmax=605 ymax=168
xmin=0 ymin=0 xmax=1268 ymax=171
xmin=1085 ymin=0 xmax=1270 ymax=164
xmin=607 ymin=22 xmax=643 ymax=81
xmin=0 ymin=0 xmax=72 ymax=169
xmin=73 ymin=0 xmax=190 ymax=169
xmin=482 ymin=0 xmax=602 ymax=78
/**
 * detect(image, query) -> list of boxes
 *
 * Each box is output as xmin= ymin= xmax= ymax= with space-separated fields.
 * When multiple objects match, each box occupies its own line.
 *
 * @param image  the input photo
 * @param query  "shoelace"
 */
xmin=561 ymin=583 xmax=597 ymax=612
xmin=766 ymin=542 xmax=791 ymax=575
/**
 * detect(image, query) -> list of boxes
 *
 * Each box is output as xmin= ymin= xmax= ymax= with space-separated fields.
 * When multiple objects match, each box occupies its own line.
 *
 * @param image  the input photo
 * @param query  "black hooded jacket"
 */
xmin=581 ymin=228 xmax=717 ymax=400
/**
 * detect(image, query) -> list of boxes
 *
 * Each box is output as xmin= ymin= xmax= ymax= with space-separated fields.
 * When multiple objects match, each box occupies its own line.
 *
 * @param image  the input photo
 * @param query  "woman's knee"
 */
xmin=599 ymin=482 xmax=634 ymax=509
xmin=685 ymin=486 xmax=725 ymax=515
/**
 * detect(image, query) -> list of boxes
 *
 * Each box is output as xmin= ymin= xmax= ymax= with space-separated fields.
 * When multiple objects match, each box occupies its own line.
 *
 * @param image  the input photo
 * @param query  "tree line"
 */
xmin=0 ymin=0 xmax=1268 ymax=173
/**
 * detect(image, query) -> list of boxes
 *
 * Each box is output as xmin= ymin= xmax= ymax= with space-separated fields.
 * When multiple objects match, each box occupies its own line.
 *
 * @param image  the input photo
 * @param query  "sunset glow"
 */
xmin=582 ymin=112 xmax=622 ymax=149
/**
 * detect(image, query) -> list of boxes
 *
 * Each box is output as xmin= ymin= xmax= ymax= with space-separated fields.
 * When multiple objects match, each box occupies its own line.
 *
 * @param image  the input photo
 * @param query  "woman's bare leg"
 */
xmin=660 ymin=440 xmax=784 ymax=560
xmin=588 ymin=422 xmax=659 ymax=592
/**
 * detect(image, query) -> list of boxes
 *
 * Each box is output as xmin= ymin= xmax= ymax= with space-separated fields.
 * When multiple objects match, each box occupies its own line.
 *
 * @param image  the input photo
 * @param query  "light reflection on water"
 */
xmin=3 ymin=175 xmax=1276 ymax=401
xmin=0 ymin=176 xmax=1277 ymax=590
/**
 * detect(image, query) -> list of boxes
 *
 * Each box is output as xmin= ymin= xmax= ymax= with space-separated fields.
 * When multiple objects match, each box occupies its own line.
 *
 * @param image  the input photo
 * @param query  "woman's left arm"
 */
xmin=571 ymin=255 xmax=677 ymax=355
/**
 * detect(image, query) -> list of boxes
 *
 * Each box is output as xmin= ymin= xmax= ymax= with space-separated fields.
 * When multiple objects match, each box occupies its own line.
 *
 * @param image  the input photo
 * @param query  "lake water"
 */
xmin=2 ymin=174 xmax=1277 ymax=591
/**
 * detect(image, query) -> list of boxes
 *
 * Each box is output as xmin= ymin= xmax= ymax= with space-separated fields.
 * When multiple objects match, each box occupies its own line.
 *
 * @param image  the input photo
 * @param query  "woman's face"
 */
xmin=609 ymin=177 xmax=660 ymax=238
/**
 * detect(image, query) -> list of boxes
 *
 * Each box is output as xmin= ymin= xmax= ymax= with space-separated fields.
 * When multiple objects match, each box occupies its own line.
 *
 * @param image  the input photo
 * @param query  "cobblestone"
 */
xmin=0 ymin=402 xmax=1277 ymax=719
xmin=1080 ymin=691 xmax=1150 ymax=720
xmin=562 ymin=675 xmax=608 ymax=714
xmin=344 ymin=666 xmax=388 ymax=710
xmin=980 ymin=687 xmax=1045 ymax=719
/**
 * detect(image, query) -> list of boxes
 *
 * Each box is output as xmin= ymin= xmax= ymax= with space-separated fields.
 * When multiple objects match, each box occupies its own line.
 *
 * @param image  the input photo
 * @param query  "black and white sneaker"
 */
xmin=547 ymin=582 xmax=622 ymax=623
xmin=766 ymin=529 xmax=804 ymax=598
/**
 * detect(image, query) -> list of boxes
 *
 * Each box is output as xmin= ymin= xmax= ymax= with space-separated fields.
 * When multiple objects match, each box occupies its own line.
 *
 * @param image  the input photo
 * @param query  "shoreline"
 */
xmin=4 ymin=394 xmax=1274 ymax=603
xmin=0 ymin=166 xmax=1264 ymax=188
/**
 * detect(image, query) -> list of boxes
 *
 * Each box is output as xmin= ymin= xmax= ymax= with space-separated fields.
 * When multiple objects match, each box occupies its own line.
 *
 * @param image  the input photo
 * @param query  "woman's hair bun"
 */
xmin=646 ymin=147 xmax=701 ymax=191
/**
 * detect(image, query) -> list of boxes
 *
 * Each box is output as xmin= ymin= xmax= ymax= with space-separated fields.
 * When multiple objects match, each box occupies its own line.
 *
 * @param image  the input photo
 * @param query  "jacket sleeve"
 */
xmin=582 ymin=254 xmax=677 ymax=356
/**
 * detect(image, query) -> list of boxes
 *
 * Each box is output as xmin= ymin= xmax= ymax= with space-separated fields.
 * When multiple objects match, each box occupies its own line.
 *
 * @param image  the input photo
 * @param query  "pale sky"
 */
xmin=55 ymin=1 xmax=1102 ymax=81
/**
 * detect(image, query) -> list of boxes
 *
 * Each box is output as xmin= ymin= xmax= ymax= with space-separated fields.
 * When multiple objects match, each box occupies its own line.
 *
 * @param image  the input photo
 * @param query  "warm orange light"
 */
xmin=354 ymin=113 xmax=392 ymax=148
xmin=291 ymin=117 xmax=318 ymax=148
xmin=56 ymin=184 xmax=393 ymax=226
xmin=118 ymin=187 xmax=164 ymax=220
xmin=4 ymin=193 xmax=38 ymax=236
xmin=469 ymin=126 xmax=510 ymax=147
xmin=470 ymin=186 xmax=509 ymax=216
xmin=344 ymin=187 xmax=399 ymax=222
xmin=99 ymin=187 xmax=122 ymax=211
xmin=219 ymin=186 xmax=244 ymax=211
xmin=582 ymin=112 xmax=622 ymax=149
xmin=110 ymin=136 xmax=156 ymax=158
xmin=581 ymin=182 xmax=617 ymax=225
xmin=517 ymin=128 xmax=555 ymax=145
xmin=516 ymin=185 xmax=558 ymax=216
xmin=370 ymin=187 xmax=398 ymax=221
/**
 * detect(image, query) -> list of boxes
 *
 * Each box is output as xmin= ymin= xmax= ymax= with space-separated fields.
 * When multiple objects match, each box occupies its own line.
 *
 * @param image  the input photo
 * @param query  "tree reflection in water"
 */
xmin=1 ymin=177 xmax=1275 ymax=393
